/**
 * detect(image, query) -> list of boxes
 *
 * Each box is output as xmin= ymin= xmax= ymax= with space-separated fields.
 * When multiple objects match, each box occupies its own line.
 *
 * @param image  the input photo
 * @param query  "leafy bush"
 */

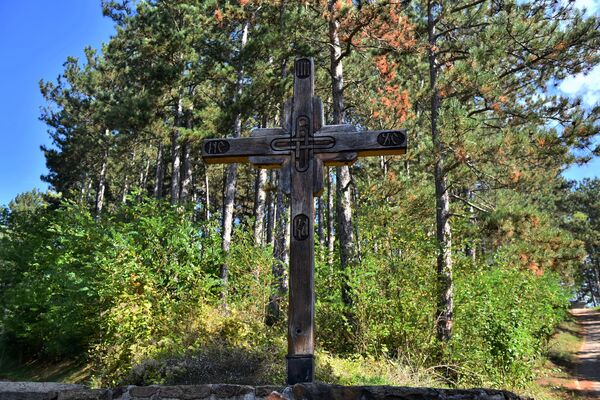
xmin=0 ymin=199 xmax=106 ymax=357
xmin=451 ymin=266 xmax=570 ymax=386
xmin=0 ymin=192 xmax=573 ymax=388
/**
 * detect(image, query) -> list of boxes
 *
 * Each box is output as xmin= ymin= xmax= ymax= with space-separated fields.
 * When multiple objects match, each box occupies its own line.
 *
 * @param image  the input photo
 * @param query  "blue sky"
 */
xmin=0 ymin=1 xmax=598 ymax=206
xmin=0 ymin=1 xmax=114 ymax=206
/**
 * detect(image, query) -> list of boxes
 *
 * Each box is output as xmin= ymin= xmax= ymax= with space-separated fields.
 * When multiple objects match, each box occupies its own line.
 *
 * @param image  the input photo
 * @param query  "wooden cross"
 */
xmin=202 ymin=58 xmax=407 ymax=384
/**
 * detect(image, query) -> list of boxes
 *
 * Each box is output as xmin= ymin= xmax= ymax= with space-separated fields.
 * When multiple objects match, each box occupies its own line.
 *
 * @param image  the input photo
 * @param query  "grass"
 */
xmin=0 ymin=355 xmax=92 ymax=384
xmin=523 ymin=314 xmax=586 ymax=400
xmin=316 ymin=352 xmax=447 ymax=388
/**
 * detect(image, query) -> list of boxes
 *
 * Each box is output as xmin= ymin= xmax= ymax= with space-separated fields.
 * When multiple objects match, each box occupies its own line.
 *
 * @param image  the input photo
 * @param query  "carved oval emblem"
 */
xmin=293 ymin=214 xmax=310 ymax=241
xmin=204 ymin=140 xmax=230 ymax=155
xmin=295 ymin=58 xmax=311 ymax=79
xmin=377 ymin=131 xmax=406 ymax=147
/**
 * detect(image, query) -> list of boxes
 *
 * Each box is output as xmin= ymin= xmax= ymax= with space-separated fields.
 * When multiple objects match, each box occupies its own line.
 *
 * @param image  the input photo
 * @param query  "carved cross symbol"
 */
xmin=202 ymin=58 xmax=407 ymax=385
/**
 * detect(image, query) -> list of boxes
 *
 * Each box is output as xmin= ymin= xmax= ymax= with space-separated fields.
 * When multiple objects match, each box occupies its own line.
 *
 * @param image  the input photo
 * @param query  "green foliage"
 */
xmin=0 ymin=197 xmax=104 ymax=357
xmin=452 ymin=267 xmax=570 ymax=386
xmin=0 ymin=190 xmax=578 ymax=388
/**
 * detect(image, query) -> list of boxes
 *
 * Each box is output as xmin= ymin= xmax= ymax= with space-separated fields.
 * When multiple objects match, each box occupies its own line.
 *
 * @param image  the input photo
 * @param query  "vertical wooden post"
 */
xmin=286 ymin=58 xmax=315 ymax=384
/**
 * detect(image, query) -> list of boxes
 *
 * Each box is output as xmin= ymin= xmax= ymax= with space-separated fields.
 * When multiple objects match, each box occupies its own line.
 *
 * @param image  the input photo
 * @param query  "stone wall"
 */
xmin=0 ymin=382 xmax=531 ymax=400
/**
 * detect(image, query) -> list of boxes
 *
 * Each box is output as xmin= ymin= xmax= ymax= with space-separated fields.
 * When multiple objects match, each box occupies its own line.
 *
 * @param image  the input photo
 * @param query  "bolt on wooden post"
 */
xmin=202 ymin=58 xmax=407 ymax=384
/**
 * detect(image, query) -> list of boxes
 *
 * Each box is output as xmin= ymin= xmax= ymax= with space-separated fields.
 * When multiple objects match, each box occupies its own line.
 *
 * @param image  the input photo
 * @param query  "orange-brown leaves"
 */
xmin=362 ymin=5 xmax=415 ymax=51
xmin=372 ymin=54 xmax=411 ymax=123
xmin=528 ymin=261 xmax=543 ymax=276
xmin=214 ymin=8 xmax=223 ymax=23
xmin=509 ymin=168 xmax=523 ymax=183
xmin=519 ymin=254 xmax=544 ymax=276
xmin=455 ymin=146 xmax=469 ymax=163
xmin=373 ymin=86 xmax=411 ymax=123
xmin=536 ymin=136 xmax=547 ymax=147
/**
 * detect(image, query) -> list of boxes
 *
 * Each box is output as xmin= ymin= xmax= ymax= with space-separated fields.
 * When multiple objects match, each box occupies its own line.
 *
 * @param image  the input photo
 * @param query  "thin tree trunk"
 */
xmin=180 ymin=140 xmax=193 ymax=201
xmin=140 ymin=158 xmax=150 ymax=191
xmin=593 ymin=263 xmax=600 ymax=306
xmin=380 ymin=156 xmax=388 ymax=176
xmin=429 ymin=0 xmax=453 ymax=343
xmin=95 ymin=129 xmax=110 ymax=216
xmin=266 ymin=170 xmax=276 ymax=247
xmin=221 ymin=20 xmax=250 ymax=306
xmin=80 ymin=175 xmax=91 ymax=203
xmin=464 ymin=189 xmax=476 ymax=261
xmin=83 ymin=176 xmax=93 ymax=204
xmin=204 ymin=167 xmax=211 ymax=222
xmin=154 ymin=142 xmax=165 ymax=199
xmin=329 ymin=0 xmax=354 ymax=308
xmin=327 ymin=168 xmax=335 ymax=264
xmin=254 ymin=168 xmax=268 ymax=245
xmin=121 ymin=149 xmax=135 ymax=204
xmin=267 ymin=169 xmax=289 ymax=325
xmin=121 ymin=173 xmax=129 ymax=203
xmin=171 ymin=98 xmax=184 ymax=204
xmin=317 ymin=197 xmax=324 ymax=247
xmin=352 ymin=183 xmax=361 ymax=263
xmin=221 ymin=163 xmax=237 ymax=289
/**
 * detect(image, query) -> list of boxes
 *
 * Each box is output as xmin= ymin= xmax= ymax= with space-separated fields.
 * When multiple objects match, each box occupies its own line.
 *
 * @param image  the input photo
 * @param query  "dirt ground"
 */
xmin=571 ymin=308 xmax=600 ymax=398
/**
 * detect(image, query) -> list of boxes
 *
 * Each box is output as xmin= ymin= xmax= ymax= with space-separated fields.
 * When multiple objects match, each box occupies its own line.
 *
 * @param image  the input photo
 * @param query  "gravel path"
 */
xmin=572 ymin=308 xmax=600 ymax=398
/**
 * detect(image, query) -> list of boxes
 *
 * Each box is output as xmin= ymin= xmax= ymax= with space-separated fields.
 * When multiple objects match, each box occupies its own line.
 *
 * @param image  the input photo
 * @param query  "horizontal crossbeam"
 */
xmin=202 ymin=128 xmax=407 ymax=166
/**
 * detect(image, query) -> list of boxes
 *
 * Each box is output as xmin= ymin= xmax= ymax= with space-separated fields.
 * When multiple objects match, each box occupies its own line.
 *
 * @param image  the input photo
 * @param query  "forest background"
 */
xmin=1 ymin=0 xmax=600 ymax=396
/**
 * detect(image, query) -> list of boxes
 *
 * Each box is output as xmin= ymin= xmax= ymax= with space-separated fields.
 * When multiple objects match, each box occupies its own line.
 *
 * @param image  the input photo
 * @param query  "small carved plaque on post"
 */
xmin=293 ymin=214 xmax=310 ymax=241
xmin=377 ymin=131 xmax=406 ymax=147
xmin=204 ymin=139 xmax=230 ymax=155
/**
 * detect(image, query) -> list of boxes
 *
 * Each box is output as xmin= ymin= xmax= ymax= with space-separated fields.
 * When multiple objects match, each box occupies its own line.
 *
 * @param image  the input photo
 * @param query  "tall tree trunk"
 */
xmin=121 ymin=149 xmax=135 ymax=203
xmin=593 ymin=263 xmax=600 ymax=306
xmin=171 ymin=98 xmax=184 ymax=204
xmin=221 ymin=20 xmax=250 ymax=306
xmin=317 ymin=197 xmax=324 ymax=247
xmin=464 ymin=189 xmax=476 ymax=261
xmin=204 ymin=167 xmax=211 ymax=222
xmin=380 ymin=156 xmax=388 ymax=176
xmin=352 ymin=183 xmax=361 ymax=262
xmin=121 ymin=172 xmax=129 ymax=203
xmin=180 ymin=139 xmax=193 ymax=201
xmin=327 ymin=169 xmax=335 ymax=264
xmin=140 ymin=158 xmax=150 ymax=192
xmin=267 ymin=169 xmax=290 ymax=325
xmin=266 ymin=170 xmax=276 ymax=247
xmin=429 ymin=0 xmax=453 ymax=343
xmin=95 ymin=129 xmax=110 ymax=216
xmin=329 ymin=0 xmax=354 ymax=308
xmin=254 ymin=168 xmax=268 ymax=246
xmin=154 ymin=142 xmax=165 ymax=199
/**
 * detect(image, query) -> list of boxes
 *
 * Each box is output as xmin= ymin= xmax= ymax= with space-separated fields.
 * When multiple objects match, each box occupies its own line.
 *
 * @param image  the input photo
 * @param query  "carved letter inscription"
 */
xmin=377 ymin=131 xmax=406 ymax=147
xmin=293 ymin=214 xmax=310 ymax=241
xmin=204 ymin=140 xmax=230 ymax=155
